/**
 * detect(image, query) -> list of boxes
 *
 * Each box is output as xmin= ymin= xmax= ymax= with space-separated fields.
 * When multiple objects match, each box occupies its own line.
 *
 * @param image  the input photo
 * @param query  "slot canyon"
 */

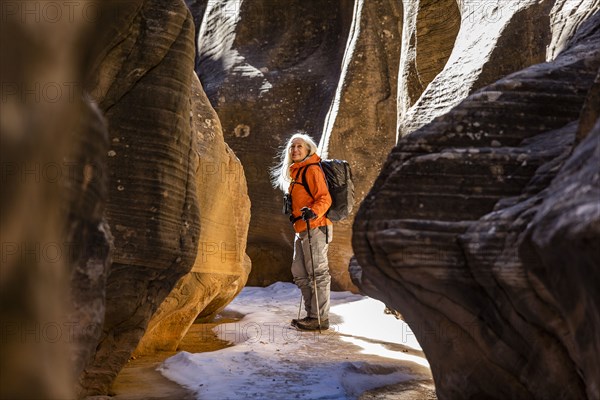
xmin=1 ymin=0 xmax=598 ymax=399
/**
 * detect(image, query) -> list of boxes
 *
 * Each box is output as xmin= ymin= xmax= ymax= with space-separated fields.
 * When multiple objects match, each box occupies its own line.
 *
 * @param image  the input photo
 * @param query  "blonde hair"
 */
xmin=270 ymin=132 xmax=318 ymax=192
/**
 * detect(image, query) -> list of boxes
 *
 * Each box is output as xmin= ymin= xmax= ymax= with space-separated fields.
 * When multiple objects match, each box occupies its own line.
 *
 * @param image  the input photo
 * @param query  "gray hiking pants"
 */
xmin=291 ymin=226 xmax=332 ymax=320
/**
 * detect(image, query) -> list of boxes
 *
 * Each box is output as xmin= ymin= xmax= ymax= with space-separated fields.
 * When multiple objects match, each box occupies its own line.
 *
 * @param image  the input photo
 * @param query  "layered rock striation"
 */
xmin=352 ymin=10 xmax=600 ymax=400
xmin=3 ymin=1 xmax=251 ymax=397
xmin=134 ymin=73 xmax=251 ymax=355
xmin=78 ymin=0 xmax=201 ymax=395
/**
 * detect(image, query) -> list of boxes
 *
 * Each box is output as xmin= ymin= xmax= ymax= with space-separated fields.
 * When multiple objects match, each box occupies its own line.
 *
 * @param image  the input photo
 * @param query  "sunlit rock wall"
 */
xmin=352 ymin=9 xmax=600 ymax=400
xmin=400 ymin=0 xmax=552 ymax=138
xmin=194 ymin=0 xmax=354 ymax=287
xmin=4 ymin=0 xmax=250 ymax=397
xmin=135 ymin=73 xmax=251 ymax=355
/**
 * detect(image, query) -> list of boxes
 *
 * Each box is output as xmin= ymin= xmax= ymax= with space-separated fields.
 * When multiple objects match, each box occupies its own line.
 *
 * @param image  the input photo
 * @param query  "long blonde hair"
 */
xmin=270 ymin=132 xmax=318 ymax=192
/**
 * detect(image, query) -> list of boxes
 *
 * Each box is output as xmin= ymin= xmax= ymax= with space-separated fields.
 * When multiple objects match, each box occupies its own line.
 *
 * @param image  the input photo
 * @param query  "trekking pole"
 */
xmin=305 ymin=219 xmax=322 ymax=333
xmin=297 ymin=293 xmax=303 ymax=321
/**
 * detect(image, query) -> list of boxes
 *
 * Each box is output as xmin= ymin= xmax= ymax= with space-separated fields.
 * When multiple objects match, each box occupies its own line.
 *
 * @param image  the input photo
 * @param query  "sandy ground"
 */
xmin=111 ymin=322 xmax=231 ymax=400
xmin=111 ymin=352 xmax=195 ymax=400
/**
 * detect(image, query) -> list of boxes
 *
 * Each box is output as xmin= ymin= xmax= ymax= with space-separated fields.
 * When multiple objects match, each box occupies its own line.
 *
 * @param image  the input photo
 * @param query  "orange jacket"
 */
xmin=288 ymin=153 xmax=332 ymax=233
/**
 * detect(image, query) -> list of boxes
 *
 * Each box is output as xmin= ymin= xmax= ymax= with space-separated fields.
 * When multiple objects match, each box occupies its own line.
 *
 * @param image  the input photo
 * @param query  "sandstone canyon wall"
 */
xmin=80 ymin=0 xmax=250 ymax=394
xmin=2 ymin=0 xmax=250 ymax=397
xmin=193 ymin=0 xmax=355 ymax=287
xmin=4 ymin=0 xmax=600 ymax=398
xmin=134 ymin=73 xmax=251 ymax=356
xmin=78 ymin=1 xmax=201 ymax=395
xmin=352 ymin=7 xmax=600 ymax=400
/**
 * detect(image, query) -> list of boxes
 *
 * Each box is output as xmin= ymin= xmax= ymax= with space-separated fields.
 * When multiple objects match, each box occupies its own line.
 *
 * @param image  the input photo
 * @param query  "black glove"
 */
xmin=301 ymin=207 xmax=317 ymax=221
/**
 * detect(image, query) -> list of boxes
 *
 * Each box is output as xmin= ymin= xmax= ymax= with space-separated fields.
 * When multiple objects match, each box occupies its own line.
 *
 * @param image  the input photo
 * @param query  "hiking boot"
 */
xmin=295 ymin=317 xmax=329 ymax=331
xmin=291 ymin=316 xmax=313 ymax=327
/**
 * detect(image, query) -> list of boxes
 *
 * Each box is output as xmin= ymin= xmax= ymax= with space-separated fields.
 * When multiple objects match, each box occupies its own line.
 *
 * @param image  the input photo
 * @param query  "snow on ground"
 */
xmin=159 ymin=282 xmax=432 ymax=400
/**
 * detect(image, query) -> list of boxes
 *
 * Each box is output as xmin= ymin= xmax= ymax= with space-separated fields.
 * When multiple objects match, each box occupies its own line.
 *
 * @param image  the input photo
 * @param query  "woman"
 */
xmin=271 ymin=132 xmax=332 ymax=330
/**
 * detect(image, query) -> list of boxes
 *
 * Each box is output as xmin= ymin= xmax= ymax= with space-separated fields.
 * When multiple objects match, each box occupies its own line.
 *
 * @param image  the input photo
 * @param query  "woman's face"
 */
xmin=290 ymin=138 xmax=309 ymax=162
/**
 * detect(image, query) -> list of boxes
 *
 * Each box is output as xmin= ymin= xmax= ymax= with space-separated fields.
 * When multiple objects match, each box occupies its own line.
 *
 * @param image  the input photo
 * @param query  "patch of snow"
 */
xmin=159 ymin=282 xmax=431 ymax=399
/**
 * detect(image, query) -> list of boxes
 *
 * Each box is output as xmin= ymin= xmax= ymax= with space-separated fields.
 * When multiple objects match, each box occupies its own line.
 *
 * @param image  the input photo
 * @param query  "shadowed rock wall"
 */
xmin=352 ymin=10 xmax=600 ymax=400
xmin=1 ymin=1 xmax=111 ymax=398
xmin=521 ymin=78 xmax=600 ymax=400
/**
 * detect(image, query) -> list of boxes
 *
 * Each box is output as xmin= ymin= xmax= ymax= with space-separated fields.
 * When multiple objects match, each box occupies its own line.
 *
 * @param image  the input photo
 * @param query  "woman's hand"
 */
xmin=300 ymin=207 xmax=317 ymax=221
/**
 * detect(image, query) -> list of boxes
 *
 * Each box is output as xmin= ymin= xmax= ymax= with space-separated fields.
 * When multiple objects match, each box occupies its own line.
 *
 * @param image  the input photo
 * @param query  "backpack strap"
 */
xmin=289 ymin=166 xmax=307 ymax=224
xmin=299 ymin=162 xmax=323 ymax=199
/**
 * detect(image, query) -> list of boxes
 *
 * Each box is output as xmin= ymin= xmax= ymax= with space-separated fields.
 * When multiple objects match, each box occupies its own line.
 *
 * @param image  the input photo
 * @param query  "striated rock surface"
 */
xmin=4 ymin=0 xmax=253 ymax=396
xmin=135 ymin=73 xmax=251 ymax=355
xmin=521 ymin=118 xmax=600 ymax=400
xmin=352 ymin=10 xmax=600 ymax=400
xmin=79 ymin=1 xmax=201 ymax=395
xmin=397 ymin=0 xmax=599 ymax=139
xmin=547 ymin=0 xmax=600 ymax=60
xmin=318 ymin=0 xmax=403 ymax=291
xmin=195 ymin=0 xmax=354 ymax=286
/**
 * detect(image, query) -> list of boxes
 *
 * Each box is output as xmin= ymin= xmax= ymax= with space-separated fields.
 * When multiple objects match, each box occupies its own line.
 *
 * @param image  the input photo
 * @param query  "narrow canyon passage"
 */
xmin=3 ymin=1 xmax=599 ymax=399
